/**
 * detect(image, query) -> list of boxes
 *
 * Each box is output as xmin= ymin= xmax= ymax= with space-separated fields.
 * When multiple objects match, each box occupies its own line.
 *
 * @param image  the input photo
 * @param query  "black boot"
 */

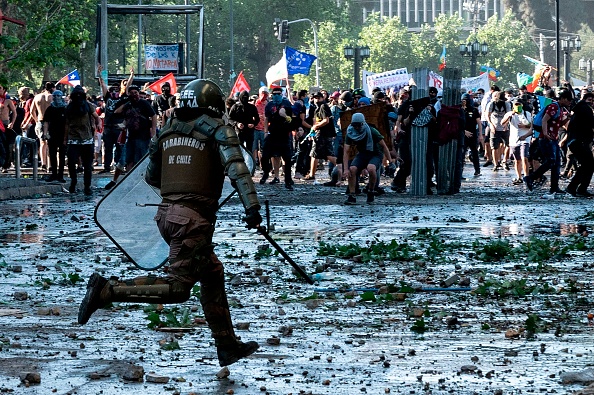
xmin=78 ymin=273 xmax=110 ymax=325
xmin=217 ymin=340 xmax=259 ymax=366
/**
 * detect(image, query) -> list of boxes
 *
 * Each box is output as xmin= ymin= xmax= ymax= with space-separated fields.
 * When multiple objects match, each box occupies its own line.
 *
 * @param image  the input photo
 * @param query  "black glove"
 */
xmin=242 ymin=207 xmax=262 ymax=229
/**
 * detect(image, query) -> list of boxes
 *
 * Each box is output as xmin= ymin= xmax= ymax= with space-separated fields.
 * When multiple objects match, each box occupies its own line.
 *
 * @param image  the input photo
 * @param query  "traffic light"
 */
xmin=279 ymin=20 xmax=289 ymax=43
xmin=273 ymin=18 xmax=281 ymax=41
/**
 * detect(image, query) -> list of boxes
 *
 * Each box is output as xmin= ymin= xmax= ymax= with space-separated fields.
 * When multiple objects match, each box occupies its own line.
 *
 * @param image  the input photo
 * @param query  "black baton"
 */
xmin=257 ymin=226 xmax=314 ymax=285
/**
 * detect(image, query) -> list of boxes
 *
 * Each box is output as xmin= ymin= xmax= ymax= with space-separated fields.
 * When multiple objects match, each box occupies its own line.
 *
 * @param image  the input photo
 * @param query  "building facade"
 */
xmin=358 ymin=0 xmax=506 ymax=30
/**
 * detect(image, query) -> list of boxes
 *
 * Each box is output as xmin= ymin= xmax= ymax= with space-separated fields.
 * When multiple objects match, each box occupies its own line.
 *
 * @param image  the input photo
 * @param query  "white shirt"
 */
xmin=508 ymin=111 xmax=533 ymax=147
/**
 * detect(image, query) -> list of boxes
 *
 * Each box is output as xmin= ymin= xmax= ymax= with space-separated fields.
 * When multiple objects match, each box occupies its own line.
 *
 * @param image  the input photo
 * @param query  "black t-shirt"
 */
xmin=103 ymin=93 xmax=126 ymax=126
xmin=462 ymin=106 xmax=480 ymax=133
xmin=314 ymin=103 xmax=336 ymax=138
xmin=43 ymin=105 xmax=66 ymax=142
xmin=123 ymin=99 xmax=155 ymax=140
xmin=567 ymin=100 xmax=594 ymax=144
xmin=397 ymin=99 xmax=414 ymax=134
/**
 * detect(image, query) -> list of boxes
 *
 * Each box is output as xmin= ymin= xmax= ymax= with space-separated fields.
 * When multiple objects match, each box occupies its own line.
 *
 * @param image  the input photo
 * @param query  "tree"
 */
xmin=1 ymin=0 xmax=93 ymax=89
xmin=475 ymin=11 xmax=537 ymax=86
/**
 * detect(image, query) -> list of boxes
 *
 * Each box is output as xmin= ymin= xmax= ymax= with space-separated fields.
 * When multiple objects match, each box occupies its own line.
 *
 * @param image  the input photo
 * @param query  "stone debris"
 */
xmin=561 ymin=368 xmax=594 ymax=385
xmin=19 ymin=372 xmax=40 ymax=384
xmin=13 ymin=292 xmax=28 ymax=301
xmin=122 ymin=364 xmax=144 ymax=382
xmin=216 ymin=367 xmax=230 ymax=379
xmin=146 ymin=373 xmax=170 ymax=384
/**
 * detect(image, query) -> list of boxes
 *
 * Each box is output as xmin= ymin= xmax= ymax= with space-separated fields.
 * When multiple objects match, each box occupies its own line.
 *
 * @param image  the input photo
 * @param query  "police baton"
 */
xmin=256 ymin=226 xmax=314 ymax=285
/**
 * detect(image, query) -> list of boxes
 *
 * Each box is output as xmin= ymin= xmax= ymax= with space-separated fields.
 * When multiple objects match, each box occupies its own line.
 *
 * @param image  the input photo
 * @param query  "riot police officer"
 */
xmin=78 ymin=79 xmax=262 ymax=367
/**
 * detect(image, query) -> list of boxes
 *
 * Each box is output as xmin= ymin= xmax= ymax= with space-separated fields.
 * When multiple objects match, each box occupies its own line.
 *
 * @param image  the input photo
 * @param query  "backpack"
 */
xmin=489 ymin=101 xmax=509 ymax=131
xmin=533 ymin=101 xmax=560 ymax=128
xmin=438 ymin=105 xmax=462 ymax=144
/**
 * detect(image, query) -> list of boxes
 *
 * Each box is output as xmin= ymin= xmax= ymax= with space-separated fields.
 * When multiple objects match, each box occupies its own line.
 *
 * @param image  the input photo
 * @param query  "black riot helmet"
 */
xmin=176 ymin=79 xmax=226 ymax=121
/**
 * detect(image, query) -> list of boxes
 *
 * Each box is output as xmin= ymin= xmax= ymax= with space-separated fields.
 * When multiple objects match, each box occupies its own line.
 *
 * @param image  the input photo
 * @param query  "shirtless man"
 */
xmin=0 ymin=81 xmax=17 ymax=170
xmin=0 ymin=82 xmax=17 ymax=129
xmin=30 ymin=82 xmax=55 ymax=171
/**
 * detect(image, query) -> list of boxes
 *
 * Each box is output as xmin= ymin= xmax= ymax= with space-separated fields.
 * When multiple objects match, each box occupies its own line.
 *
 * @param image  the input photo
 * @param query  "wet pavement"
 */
xmin=1 ymin=163 xmax=594 ymax=395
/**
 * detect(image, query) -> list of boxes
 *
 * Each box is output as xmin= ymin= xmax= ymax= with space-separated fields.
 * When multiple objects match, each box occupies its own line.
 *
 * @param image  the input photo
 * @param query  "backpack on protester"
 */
xmin=437 ymin=104 xmax=463 ymax=144
xmin=488 ymin=101 xmax=509 ymax=131
xmin=532 ymin=101 xmax=560 ymax=132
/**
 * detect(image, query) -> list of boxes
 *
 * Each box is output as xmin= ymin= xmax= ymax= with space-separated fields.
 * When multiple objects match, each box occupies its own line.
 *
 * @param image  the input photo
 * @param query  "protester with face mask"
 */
xmin=343 ymin=113 xmax=391 ymax=205
xmin=42 ymin=90 xmax=68 ymax=182
xmin=564 ymin=92 xmax=594 ymax=197
xmin=97 ymin=64 xmax=133 ymax=175
xmin=153 ymin=81 xmax=173 ymax=128
xmin=228 ymin=90 xmax=260 ymax=154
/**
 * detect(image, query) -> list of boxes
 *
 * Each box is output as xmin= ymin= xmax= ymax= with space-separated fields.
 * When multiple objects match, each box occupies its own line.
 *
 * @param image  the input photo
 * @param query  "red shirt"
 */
xmin=544 ymin=102 xmax=567 ymax=140
xmin=254 ymin=98 xmax=267 ymax=131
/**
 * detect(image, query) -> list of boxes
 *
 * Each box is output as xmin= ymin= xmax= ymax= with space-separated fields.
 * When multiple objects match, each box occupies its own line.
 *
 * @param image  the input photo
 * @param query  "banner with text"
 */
xmin=366 ymin=68 xmax=409 ymax=92
xmin=145 ymin=44 xmax=179 ymax=71
xmin=428 ymin=72 xmax=489 ymax=95
xmin=460 ymin=73 xmax=490 ymax=93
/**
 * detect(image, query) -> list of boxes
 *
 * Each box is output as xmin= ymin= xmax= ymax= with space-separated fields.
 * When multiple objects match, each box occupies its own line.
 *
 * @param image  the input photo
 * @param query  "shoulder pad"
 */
xmin=193 ymin=115 xmax=224 ymax=138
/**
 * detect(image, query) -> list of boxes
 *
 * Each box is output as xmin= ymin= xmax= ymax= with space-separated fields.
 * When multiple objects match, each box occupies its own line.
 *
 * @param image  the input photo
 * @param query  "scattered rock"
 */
xmin=460 ymin=365 xmax=477 ymax=373
xmin=146 ymin=373 xmax=170 ymax=384
xmin=13 ymin=292 xmax=28 ymax=301
xmin=19 ymin=372 xmax=41 ymax=384
xmin=505 ymin=329 xmax=521 ymax=339
xmin=305 ymin=299 xmax=322 ymax=310
xmin=279 ymin=326 xmax=293 ymax=336
xmin=11 ymin=265 xmax=22 ymax=273
xmin=458 ymin=277 xmax=471 ymax=286
xmin=561 ymin=368 xmax=594 ymax=384
xmin=236 ymin=322 xmax=250 ymax=330
xmin=441 ymin=274 xmax=460 ymax=288
xmin=229 ymin=275 xmax=242 ymax=286
xmin=122 ymin=364 xmax=144 ymax=382
xmin=266 ymin=336 xmax=280 ymax=345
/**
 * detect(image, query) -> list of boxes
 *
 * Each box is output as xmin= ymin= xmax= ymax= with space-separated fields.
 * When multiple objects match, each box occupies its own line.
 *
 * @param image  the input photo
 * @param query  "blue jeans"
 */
xmin=125 ymin=138 xmax=150 ymax=165
xmin=532 ymin=138 xmax=561 ymax=192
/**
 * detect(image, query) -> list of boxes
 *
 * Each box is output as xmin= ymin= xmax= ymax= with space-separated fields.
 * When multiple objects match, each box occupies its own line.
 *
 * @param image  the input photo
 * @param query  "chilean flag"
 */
xmin=57 ymin=69 xmax=81 ymax=86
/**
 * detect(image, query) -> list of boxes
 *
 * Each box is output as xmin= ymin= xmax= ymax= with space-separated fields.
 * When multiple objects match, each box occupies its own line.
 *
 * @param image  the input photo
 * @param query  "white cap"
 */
xmin=258 ymin=86 xmax=269 ymax=94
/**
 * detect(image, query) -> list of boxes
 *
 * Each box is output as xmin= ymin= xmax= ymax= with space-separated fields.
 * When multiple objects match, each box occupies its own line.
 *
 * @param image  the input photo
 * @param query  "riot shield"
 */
xmin=94 ymin=147 xmax=255 ymax=270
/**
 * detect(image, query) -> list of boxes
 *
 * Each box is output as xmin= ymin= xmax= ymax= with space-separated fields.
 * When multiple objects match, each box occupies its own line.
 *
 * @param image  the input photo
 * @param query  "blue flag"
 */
xmin=285 ymin=46 xmax=317 ymax=76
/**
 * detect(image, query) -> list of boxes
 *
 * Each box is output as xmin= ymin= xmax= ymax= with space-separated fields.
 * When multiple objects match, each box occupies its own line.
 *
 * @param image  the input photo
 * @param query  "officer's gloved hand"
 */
xmin=243 ymin=207 xmax=262 ymax=229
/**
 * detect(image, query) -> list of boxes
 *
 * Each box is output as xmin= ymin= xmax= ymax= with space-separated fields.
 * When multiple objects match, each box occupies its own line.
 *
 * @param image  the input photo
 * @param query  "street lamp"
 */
xmin=579 ymin=58 xmax=593 ymax=86
xmin=343 ymin=45 xmax=370 ymax=89
xmin=459 ymin=39 xmax=488 ymax=76
xmin=560 ymin=36 xmax=581 ymax=82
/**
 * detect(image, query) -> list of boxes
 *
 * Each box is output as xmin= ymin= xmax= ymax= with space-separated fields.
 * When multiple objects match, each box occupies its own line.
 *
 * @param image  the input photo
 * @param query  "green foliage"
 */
xmin=160 ymin=340 xmax=181 ymax=351
xmin=317 ymin=239 xmax=418 ymax=262
xmin=473 ymin=239 xmax=514 ymax=262
xmin=145 ymin=306 xmax=192 ymax=329
xmin=410 ymin=318 xmax=427 ymax=333
xmin=525 ymin=314 xmax=541 ymax=339
xmin=254 ymin=247 xmax=276 ymax=260
xmin=475 ymin=11 xmax=536 ymax=85
xmin=191 ymin=285 xmax=201 ymax=299
xmin=61 ymin=272 xmax=83 ymax=285
xmin=359 ymin=291 xmax=376 ymax=302
xmin=474 ymin=278 xmax=555 ymax=298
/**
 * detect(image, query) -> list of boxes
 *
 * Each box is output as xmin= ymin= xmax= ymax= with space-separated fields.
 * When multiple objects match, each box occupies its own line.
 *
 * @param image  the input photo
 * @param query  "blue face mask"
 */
xmin=303 ymin=97 xmax=309 ymax=107
xmin=271 ymin=93 xmax=283 ymax=104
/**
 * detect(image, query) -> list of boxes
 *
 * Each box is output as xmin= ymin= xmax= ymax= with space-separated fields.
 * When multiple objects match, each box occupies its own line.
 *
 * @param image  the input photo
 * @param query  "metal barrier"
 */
xmin=15 ymin=135 xmax=38 ymax=180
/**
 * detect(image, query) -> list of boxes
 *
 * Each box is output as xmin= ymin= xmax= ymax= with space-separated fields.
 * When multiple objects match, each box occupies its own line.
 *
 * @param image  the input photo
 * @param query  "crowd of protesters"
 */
xmin=2 ymin=70 xmax=593 ymax=201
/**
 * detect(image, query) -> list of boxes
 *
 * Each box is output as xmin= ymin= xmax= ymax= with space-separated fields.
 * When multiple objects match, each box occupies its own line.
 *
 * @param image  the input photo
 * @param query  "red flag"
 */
xmin=148 ymin=73 xmax=177 ymax=95
xmin=230 ymin=71 xmax=250 ymax=97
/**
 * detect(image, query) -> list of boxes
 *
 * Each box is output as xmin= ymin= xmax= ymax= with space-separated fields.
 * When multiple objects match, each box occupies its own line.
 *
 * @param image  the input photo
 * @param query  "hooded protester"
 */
xmin=152 ymin=81 xmax=173 ymax=128
xmin=64 ymin=85 xmax=101 ymax=195
xmin=343 ymin=113 xmax=391 ymax=205
xmin=42 ymin=90 xmax=68 ymax=182
xmin=228 ymin=90 xmax=260 ymax=153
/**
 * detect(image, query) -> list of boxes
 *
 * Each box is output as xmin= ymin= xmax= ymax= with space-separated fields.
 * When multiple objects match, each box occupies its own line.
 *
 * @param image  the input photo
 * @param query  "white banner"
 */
xmin=460 ymin=73 xmax=490 ymax=93
xmin=366 ymin=68 xmax=409 ymax=92
xmin=144 ymin=44 xmax=179 ymax=71
xmin=362 ymin=70 xmax=376 ymax=97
